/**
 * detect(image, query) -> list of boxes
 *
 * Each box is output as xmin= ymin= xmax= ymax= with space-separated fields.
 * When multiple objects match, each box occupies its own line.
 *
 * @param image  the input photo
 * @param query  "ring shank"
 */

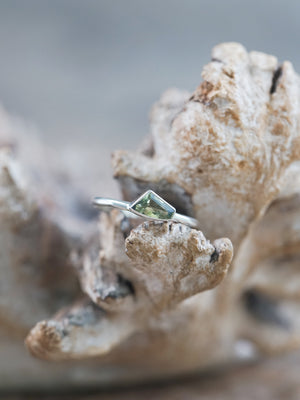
xmin=93 ymin=197 xmax=198 ymax=228
xmin=93 ymin=197 xmax=130 ymax=212
xmin=173 ymin=212 xmax=198 ymax=228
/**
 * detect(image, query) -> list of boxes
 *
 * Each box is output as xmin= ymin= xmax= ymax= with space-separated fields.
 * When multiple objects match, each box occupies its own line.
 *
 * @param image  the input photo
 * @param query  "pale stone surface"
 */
xmin=0 ymin=43 xmax=300 ymax=393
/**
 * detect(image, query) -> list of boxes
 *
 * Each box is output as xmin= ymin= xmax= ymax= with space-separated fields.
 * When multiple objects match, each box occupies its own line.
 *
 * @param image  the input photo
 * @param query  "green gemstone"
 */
xmin=131 ymin=191 xmax=175 ymax=220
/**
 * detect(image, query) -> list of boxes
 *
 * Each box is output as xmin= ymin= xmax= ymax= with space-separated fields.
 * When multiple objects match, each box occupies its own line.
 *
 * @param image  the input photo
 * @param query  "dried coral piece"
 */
xmin=0 ymin=148 xmax=79 ymax=333
xmin=26 ymin=298 xmax=136 ymax=361
xmin=24 ymin=43 xmax=300 ymax=379
xmin=28 ymin=214 xmax=233 ymax=361
xmin=125 ymin=221 xmax=232 ymax=310
xmin=113 ymin=42 xmax=300 ymax=248
xmin=0 ymin=43 xmax=300 ymax=390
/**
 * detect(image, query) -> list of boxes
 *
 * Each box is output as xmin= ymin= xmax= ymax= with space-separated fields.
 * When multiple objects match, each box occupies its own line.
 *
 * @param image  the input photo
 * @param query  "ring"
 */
xmin=93 ymin=190 xmax=198 ymax=228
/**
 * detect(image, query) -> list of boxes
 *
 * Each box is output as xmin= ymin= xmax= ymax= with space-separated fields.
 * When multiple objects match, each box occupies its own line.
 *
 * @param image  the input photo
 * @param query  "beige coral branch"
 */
xmin=125 ymin=221 xmax=233 ymax=310
xmin=26 ymin=299 xmax=135 ymax=361
xmin=27 ymin=215 xmax=233 ymax=360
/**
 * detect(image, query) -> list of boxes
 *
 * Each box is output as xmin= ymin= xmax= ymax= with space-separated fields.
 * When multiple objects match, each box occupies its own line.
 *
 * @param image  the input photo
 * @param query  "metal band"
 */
xmin=172 ymin=212 xmax=198 ymax=227
xmin=93 ymin=197 xmax=130 ymax=212
xmin=93 ymin=192 xmax=198 ymax=228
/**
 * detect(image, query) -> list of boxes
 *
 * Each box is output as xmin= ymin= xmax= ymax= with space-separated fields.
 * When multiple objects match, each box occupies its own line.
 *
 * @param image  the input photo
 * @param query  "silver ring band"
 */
xmin=93 ymin=190 xmax=198 ymax=228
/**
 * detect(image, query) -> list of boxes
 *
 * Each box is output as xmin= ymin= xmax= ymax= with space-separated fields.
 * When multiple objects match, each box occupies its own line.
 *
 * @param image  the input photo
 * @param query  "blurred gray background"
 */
xmin=0 ymin=0 xmax=299 ymax=151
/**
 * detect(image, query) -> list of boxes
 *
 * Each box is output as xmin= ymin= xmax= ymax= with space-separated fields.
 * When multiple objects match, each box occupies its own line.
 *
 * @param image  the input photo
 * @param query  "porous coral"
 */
xmin=0 ymin=42 xmax=300 ymax=390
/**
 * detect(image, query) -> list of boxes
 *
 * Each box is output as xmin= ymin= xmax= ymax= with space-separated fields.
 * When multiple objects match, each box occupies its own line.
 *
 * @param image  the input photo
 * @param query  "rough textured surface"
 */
xmin=113 ymin=43 xmax=300 ymax=248
xmin=26 ymin=214 xmax=233 ymax=363
xmin=0 ymin=43 xmax=300 ymax=392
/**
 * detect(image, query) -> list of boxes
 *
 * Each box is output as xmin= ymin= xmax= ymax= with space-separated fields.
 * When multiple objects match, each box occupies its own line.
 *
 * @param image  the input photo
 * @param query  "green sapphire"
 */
xmin=130 ymin=190 xmax=175 ymax=220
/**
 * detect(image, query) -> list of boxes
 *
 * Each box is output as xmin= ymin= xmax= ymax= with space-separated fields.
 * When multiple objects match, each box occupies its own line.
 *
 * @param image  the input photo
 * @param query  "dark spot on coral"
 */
xmin=141 ymin=136 xmax=155 ymax=158
xmin=120 ymin=216 xmax=132 ymax=239
xmin=272 ymin=122 xmax=283 ymax=135
xmin=243 ymin=290 xmax=290 ymax=329
xmin=189 ymin=81 xmax=214 ymax=105
xmin=155 ymin=221 xmax=164 ymax=227
xmin=238 ymin=160 xmax=246 ymax=169
xmin=61 ymin=328 xmax=68 ymax=337
xmin=96 ymin=274 xmax=135 ymax=301
xmin=210 ymin=249 xmax=219 ymax=263
xmin=145 ymin=146 xmax=155 ymax=158
xmin=117 ymin=274 xmax=135 ymax=297
xmin=66 ymin=302 xmax=105 ymax=327
xmin=211 ymin=57 xmax=223 ymax=63
xmin=224 ymin=70 xmax=234 ymax=79
xmin=270 ymin=66 xmax=282 ymax=94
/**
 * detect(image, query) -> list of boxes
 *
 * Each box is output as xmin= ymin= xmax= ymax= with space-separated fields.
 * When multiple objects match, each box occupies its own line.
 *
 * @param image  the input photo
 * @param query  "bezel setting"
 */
xmin=129 ymin=190 xmax=176 ymax=221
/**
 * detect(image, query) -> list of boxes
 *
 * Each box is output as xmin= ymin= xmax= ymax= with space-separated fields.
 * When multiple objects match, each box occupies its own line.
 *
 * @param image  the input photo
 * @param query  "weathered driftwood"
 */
xmin=1 ymin=42 xmax=300 ymax=390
